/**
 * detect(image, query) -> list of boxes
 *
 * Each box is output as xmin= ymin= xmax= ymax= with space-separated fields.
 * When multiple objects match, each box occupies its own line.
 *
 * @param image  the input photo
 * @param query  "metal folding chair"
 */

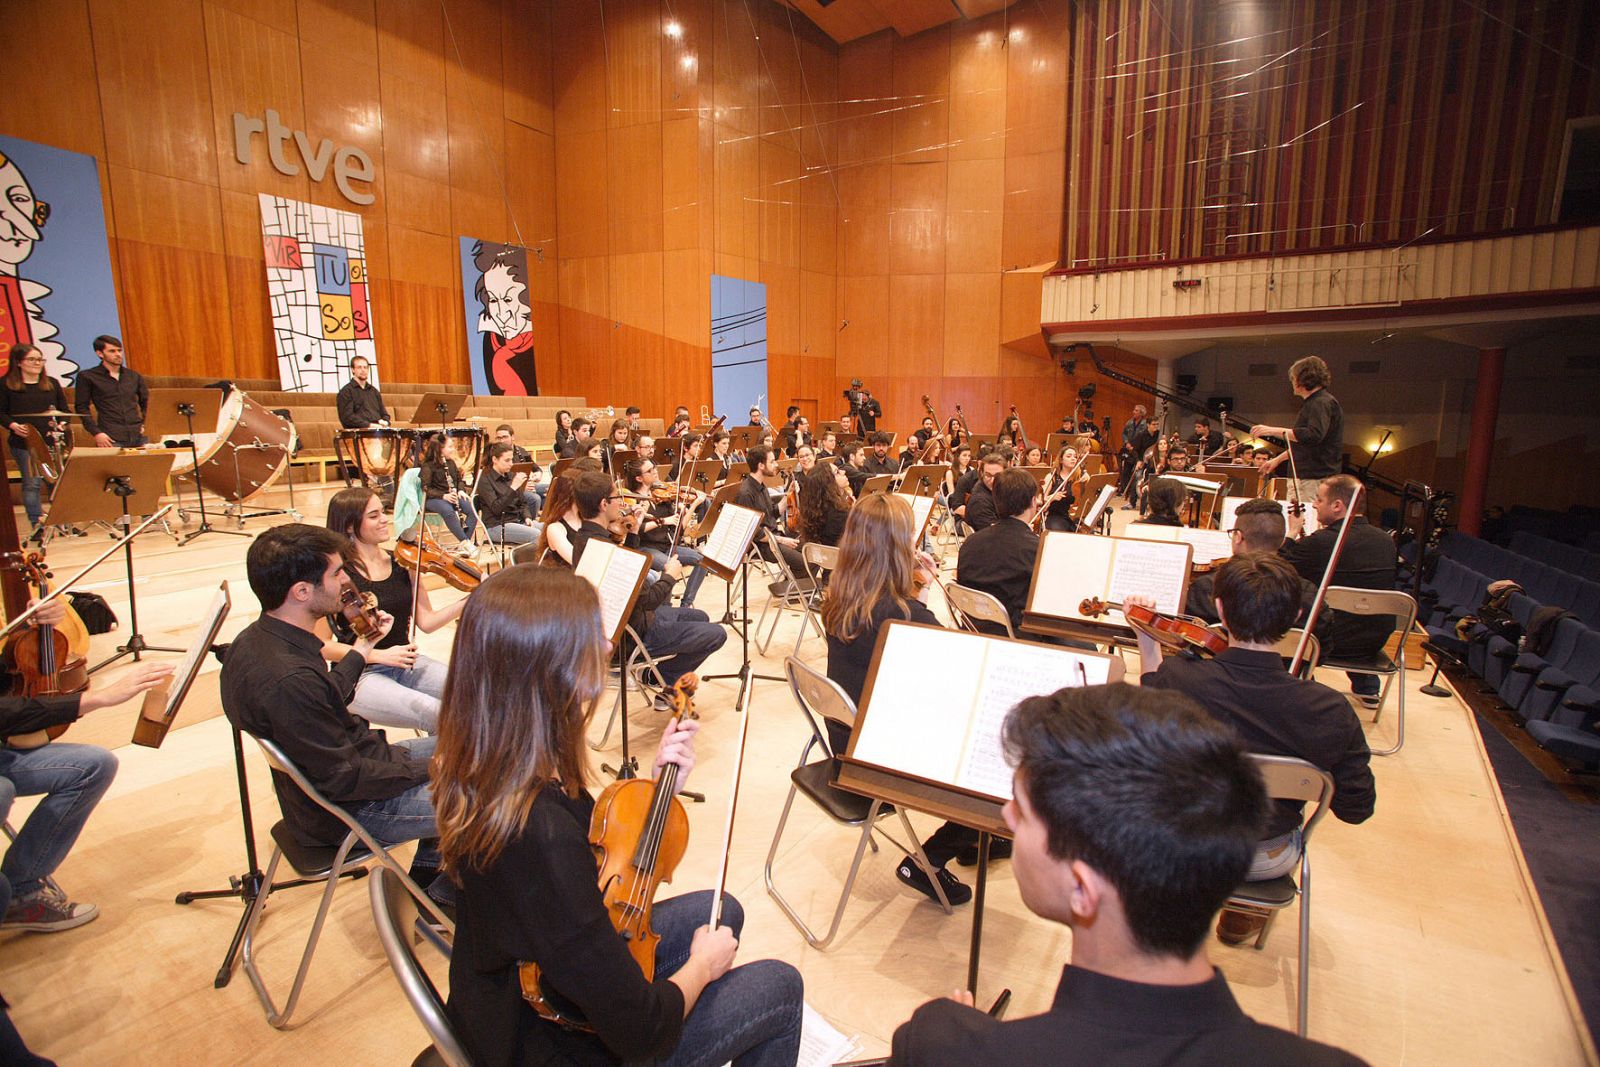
xmin=369 ymin=868 xmax=470 ymax=1067
xmin=592 ymin=625 xmax=670 ymax=750
xmin=943 ymin=582 xmax=1015 ymax=638
xmin=1319 ymin=587 xmax=1418 ymax=755
xmin=754 ymin=531 xmax=821 ymax=654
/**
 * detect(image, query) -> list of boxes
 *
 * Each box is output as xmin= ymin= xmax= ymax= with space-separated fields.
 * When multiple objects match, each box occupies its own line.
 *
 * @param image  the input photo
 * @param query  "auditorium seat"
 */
xmin=1498 ymin=617 xmax=1585 ymax=713
xmin=1526 ymin=685 xmax=1600 ymax=770
xmin=1519 ymin=630 xmax=1600 ymax=725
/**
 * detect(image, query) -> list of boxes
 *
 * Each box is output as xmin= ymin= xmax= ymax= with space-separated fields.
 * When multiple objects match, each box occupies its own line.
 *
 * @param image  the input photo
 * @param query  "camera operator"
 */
xmin=842 ymin=378 xmax=882 ymax=432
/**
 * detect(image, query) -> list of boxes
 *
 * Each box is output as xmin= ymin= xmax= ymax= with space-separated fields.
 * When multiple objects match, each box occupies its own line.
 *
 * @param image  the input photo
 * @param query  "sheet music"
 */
xmin=574 ymin=540 xmax=647 ymax=642
xmin=896 ymin=492 xmax=935 ymax=543
xmin=852 ymin=625 xmax=984 ymax=784
xmin=1167 ymin=474 xmax=1225 ymax=494
xmin=1028 ymin=532 xmax=1114 ymax=620
xmin=1108 ymin=539 xmax=1187 ymax=614
xmin=1080 ymin=483 xmax=1116 ymax=528
xmin=702 ymin=504 xmax=762 ymax=574
xmin=1127 ymin=523 xmax=1234 ymax=565
xmin=1220 ymin=495 xmax=1319 ymax=536
xmin=161 ymin=583 xmax=231 ymax=717
xmin=797 ymin=1003 xmax=860 ymax=1067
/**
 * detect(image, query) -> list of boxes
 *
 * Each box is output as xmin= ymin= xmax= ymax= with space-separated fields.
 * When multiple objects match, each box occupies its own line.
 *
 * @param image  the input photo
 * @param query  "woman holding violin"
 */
xmin=436 ymin=566 xmax=803 ymax=1066
xmin=321 ymin=488 xmax=467 ymax=732
xmin=1039 ymin=445 xmax=1089 ymax=533
xmin=530 ymin=472 xmax=583 ymax=567
xmin=797 ymin=461 xmax=852 ymax=548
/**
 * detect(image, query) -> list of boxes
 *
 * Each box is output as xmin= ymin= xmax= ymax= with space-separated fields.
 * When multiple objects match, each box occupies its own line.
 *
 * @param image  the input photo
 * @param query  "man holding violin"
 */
xmin=624 ymin=459 xmax=709 ymax=609
xmin=0 ymin=599 xmax=172 ymax=932
xmin=1129 ymin=553 xmax=1375 ymax=946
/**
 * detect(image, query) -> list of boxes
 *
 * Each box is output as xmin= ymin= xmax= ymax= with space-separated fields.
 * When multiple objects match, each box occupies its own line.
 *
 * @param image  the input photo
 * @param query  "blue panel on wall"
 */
xmin=710 ymin=275 xmax=767 ymax=423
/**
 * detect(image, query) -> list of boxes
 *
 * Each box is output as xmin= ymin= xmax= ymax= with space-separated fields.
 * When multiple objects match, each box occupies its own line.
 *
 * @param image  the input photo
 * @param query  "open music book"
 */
xmin=1126 ymin=522 xmax=1235 ymax=565
xmin=573 ymin=539 xmax=651 ymax=647
xmin=1025 ymin=530 xmax=1192 ymax=627
xmin=849 ymin=622 xmax=1123 ymax=801
xmin=699 ymin=502 xmax=764 ymax=578
xmin=894 ymin=492 xmax=936 ymax=544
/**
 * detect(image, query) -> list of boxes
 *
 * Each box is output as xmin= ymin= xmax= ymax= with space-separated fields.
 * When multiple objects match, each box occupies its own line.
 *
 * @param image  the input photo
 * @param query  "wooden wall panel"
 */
xmin=0 ymin=1 xmax=106 ymax=157
xmin=91 ymin=0 xmax=218 ymax=183
xmin=888 ymin=162 xmax=946 ymax=275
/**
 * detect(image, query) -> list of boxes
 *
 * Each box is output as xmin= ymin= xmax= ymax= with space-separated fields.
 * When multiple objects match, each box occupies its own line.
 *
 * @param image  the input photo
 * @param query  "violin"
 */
xmin=519 ymin=674 xmax=701 ymax=1030
xmin=394 ymin=528 xmax=482 ymax=591
xmin=336 ymin=571 xmax=384 ymax=640
xmin=1078 ymin=596 xmax=1229 ymax=657
xmin=2 ymin=554 xmax=91 ymax=749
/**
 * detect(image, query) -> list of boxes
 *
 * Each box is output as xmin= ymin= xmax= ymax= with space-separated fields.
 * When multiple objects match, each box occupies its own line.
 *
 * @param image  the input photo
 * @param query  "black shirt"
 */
xmin=0 ymin=692 xmax=81 ymax=739
xmin=1291 ymin=388 xmax=1344 ymax=478
xmin=891 ymin=965 xmax=1365 ymax=1066
xmin=219 ymin=615 xmax=428 ymax=849
xmin=1189 ymin=429 xmax=1225 ymax=454
xmin=447 ymin=785 xmax=687 ymax=1066
xmin=329 ymin=553 xmax=414 ymax=651
xmin=843 ymin=463 xmax=869 ymax=496
xmin=73 ymin=363 xmax=148 ymax=445
xmin=863 ymin=453 xmax=899 ymax=478
xmin=956 ymin=517 xmax=1038 ymax=634
xmin=1142 ymin=647 xmax=1376 ymax=837
xmin=421 ymin=459 xmax=466 ymax=500
xmin=0 ymin=377 xmax=68 ymax=449
xmin=963 ymin=483 xmax=998 ymax=532
xmin=476 ymin=470 xmax=529 ymax=526
xmin=949 ymin=468 xmax=979 ymax=512
xmin=1280 ymin=517 xmax=1398 ymax=658
xmin=827 ymin=596 xmax=939 ymax=706
xmin=734 ymin=474 xmax=783 ymax=535
xmin=570 ymin=520 xmax=673 ymax=634
xmin=802 ymin=500 xmax=849 ymax=547
xmin=336 ymin=380 xmax=389 ymax=429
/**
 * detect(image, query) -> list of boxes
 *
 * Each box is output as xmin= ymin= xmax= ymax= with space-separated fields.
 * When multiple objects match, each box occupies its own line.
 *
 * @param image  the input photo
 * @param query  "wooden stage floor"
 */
xmin=1 ymin=484 xmax=1594 ymax=1065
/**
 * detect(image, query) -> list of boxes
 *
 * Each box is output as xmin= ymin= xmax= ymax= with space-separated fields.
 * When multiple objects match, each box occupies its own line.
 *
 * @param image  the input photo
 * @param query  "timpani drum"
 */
xmin=171 ymin=390 xmax=297 ymax=502
xmin=336 ymin=427 xmax=411 ymax=487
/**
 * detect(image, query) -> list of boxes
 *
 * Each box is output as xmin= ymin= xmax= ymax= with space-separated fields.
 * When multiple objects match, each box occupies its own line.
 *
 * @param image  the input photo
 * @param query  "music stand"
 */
xmin=407 ymin=391 xmax=468 ymax=428
xmin=45 ymin=450 xmax=186 ymax=669
xmin=655 ymin=436 xmax=682 ymax=470
xmin=728 ymin=426 xmax=760 ymax=453
xmin=681 ymin=459 xmax=727 ymax=500
xmin=147 ymin=387 xmax=247 ymax=545
xmin=862 ymin=474 xmax=895 ymax=495
xmin=898 ymin=464 xmax=946 ymax=498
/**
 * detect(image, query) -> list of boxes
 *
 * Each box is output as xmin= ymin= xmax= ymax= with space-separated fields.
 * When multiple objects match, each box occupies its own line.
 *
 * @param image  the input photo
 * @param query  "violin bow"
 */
xmin=0 ymin=506 xmax=174 ymax=641
xmin=708 ymin=537 xmax=764 ymax=930
xmin=1288 ymin=486 xmax=1362 ymax=676
xmin=407 ymin=510 xmax=427 ymax=644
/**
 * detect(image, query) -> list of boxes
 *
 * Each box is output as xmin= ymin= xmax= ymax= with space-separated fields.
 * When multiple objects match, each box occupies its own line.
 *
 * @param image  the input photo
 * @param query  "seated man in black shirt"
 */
xmin=958 ymin=453 xmax=1005 ymax=532
xmin=1185 ymin=498 xmax=1320 ymax=630
xmin=1281 ymin=474 xmax=1399 ymax=707
xmin=956 ymin=469 xmax=1040 ymax=637
xmin=492 ymin=422 xmax=543 ymax=514
xmin=840 ymin=441 xmax=869 ymax=496
xmin=890 ymin=683 xmax=1365 ymax=1067
xmin=733 ymin=446 xmax=806 ymax=578
xmin=335 ymin=354 xmax=389 ymax=429
xmin=863 ymin=432 xmax=900 ymax=478
xmin=220 ymin=524 xmax=452 ymax=906
xmin=559 ymin=417 xmax=594 ymax=458
xmin=570 ymin=473 xmax=725 ymax=697
xmin=1189 ymin=416 xmax=1225 ymax=456
xmin=1134 ymin=553 xmax=1375 ymax=947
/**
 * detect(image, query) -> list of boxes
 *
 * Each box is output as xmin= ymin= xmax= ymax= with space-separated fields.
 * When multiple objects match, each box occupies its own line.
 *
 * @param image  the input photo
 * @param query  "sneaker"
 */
xmin=2 ymin=890 xmax=99 ymax=933
xmin=454 ymin=541 xmax=476 ymax=558
xmin=896 ymin=857 xmax=972 ymax=906
xmin=954 ymin=838 xmax=1013 ymax=867
xmin=1355 ymin=693 xmax=1381 ymax=710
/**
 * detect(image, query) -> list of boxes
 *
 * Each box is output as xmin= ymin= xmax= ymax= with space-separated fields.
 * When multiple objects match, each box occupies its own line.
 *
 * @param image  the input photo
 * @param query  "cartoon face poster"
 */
xmin=458 ymin=237 xmax=537 ymax=396
xmin=0 ymin=134 xmax=121 ymax=384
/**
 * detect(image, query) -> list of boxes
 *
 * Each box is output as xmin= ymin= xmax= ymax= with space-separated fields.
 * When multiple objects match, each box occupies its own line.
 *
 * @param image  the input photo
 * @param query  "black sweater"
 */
xmin=0 ymin=377 xmax=68 ymax=449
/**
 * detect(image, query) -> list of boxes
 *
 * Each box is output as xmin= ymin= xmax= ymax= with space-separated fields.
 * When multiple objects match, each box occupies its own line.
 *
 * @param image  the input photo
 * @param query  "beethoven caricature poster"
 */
xmin=459 ymin=237 xmax=537 ymax=396
xmin=0 ymin=135 xmax=121 ymax=384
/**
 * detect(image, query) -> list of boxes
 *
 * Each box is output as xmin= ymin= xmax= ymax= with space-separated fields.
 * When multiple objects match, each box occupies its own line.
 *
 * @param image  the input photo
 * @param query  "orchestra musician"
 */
xmin=815 ymin=430 xmax=837 ymax=461
xmin=956 ymin=469 xmax=1041 ymax=646
xmin=898 ymin=431 xmax=927 ymax=471
xmin=1020 ymin=443 xmax=1045 ymax=468
xmin=943 ymin=445 xmax=975 ymax=534
xmin=623 ymin=458 xmax=709 ymax=608
xmin=1131 ymin=554 xmax=1375 ymax=947
xmin=889 ymin=684 xmax=1365 ymax=1066
xmin=624 ymin=406 xmax=643 ymax=443
xmin=570 ymin=472 xmax=725 ymax=694
xmin=734 ymin=447 xmax=806 ymax=577
xmin=796 ymin=462 xmax=853 ymax=549
xmin=863 ymin=433 xmax=899 ymax=478
xmin=434 ymin=566 xmax=803 ymax=1066
xmin=601 ymin=418 xmax=633 ymax=473
xmin=74 ymin=335 xmax=149 ymax=447
xmin=746 ymin=405 xmax=764 ymax=429
xmin=1280 ymin=473 xmax=1400 ymax=708
xmin=559 ymin=417 xmax=594 ymax=459
xmin=1251 ymin=355 xmax=1346 ymax=506
xmin=0 ymin=598 xmax=171 ymax=932
xmin=475 ymin=444 xmax=543 ymax=546
xmin=959 ymin=452 xmax=1006 ymax=533
xmin=1189 ymin=417 xmax=1225 ymax=456
xmin=553 ymin=409 xmax=576 ymax=455
xmin=707 ymin=432 xmax=733 ymax=477
xmin=1142 ymin=477 xmax=1188 ymax=527
xmin=492 ymin=423 xmax=544 ymax=515
xmin=669 ymin=433 xmax=702 ymax=482
xmin=635 ymin=435 xmax=657 ymax=464
xmin=784 ymin=415 xmax=813 ymax=457
xmin=2 ymin=343 xmax=68 ymax=532
xmin=419 ymin=432 xmax=481 ymax=553
xmin=334 ymin=353 xmax=388 ymax=430
xmin=818 ymin=494 xmax=970 ymax=906
xmin=220 ymin=524 xmax=455 ymax=913
xmin=529 ymin=472 xmax=582 ymax=567
xmin=1184 ymin=499 xmax=1321 ymax=630
xmin=666 ymin=407 xmax=691 ymax=437
xmin=840 ymin=441 xmax=870 ymax=497
xmin=322 ymin=487 xmax=466 ymax=731
xmin=1039 ymin=446 xmax=1090 ymax=533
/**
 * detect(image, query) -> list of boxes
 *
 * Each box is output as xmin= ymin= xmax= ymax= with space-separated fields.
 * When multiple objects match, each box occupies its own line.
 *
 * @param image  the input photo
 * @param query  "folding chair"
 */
xmin=240 ymin=736 xmax=453 ymax=1029
xmin=370 ymin=868 xmax=471 ymax=1067
xmin=943 ymin=582 xmax=1015 ymax=638
xmin=1319 ymin=588 xmax=1418 ymax=755
xmin=591 ymin=625 xmax=670 ymax=751
xmin=1224 ymin=754 xmax=1334 ymax=1038
xmin=754 ymin=531 xmax=821 ymax=654
xmin=766 ymin=657 xmax=952 ymax=948
xmin=796 ymin=542 xmax=839 ymax=651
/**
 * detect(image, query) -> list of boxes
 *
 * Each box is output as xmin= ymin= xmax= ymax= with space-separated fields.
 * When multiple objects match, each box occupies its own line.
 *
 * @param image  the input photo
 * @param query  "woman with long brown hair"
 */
xmin=527 ymin=470 xmax=582 ymax=566
xmin=820 ymin=494 xmax=971 ymax=907
xmin=419 ymin=432 xmax=480 ymax=552
xmin=0 ymin=343 xmax=67 ymax=531
xmin=320 ymin=487 xmax=465 ymax=731
xmin=434 ymin=566 xmax=803 ymax=1066
xmin=796 ymin=462 xmax=851 ymax=548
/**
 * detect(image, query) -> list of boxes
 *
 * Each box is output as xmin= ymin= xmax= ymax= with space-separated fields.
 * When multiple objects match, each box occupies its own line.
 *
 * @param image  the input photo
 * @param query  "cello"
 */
xmin=518 ymin=674 xmax=701 ymax=1029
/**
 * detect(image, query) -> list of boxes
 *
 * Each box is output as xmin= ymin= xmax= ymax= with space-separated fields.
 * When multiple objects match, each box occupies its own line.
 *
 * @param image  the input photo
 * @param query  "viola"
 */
xmin=337 ymin=571 xmax=384 ymax=640
xmin=1079 ymin=596 xmax=1229 ymax=657
xmin=1 ymin=553 xmax=91 ymax=749
xmin=395 ymin=529 xmax=482 ymax=591
xmin=519 ymin=674 xmax=701 ymax=1030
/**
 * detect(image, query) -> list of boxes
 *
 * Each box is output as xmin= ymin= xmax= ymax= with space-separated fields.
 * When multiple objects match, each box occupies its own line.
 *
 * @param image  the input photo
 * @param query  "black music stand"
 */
xmin=45 ymin=451 xmax=187 ymax=670
xmin=407 ymin=391 xmax=468 ymax=430
xmin=147 ymin=387 xmax=249 ymax=545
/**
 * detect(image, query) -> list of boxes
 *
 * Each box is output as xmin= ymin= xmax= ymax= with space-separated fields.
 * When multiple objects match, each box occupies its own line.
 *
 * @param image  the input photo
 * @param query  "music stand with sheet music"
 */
xmin=1019 ymin=530 xmax=1193 ymax=646
xmin=45 ymin=450 xmax=185 ymax=669
xmin=898 ymin=464 xmax=945 ymax=498
xmin=147 ymin=387 xmax=247 ymax=545
xmin=861 ymin=474 xmax=895 ymax=496
xmin=836 ymin=621 xmax=1124 ymax=994
xmin=134 ymin=582 xmax=231 ymax=748
xmin=573 ymin=539 xmax=654 ymax=782
xmin=696 ymin=503 xmax=779 ymax=712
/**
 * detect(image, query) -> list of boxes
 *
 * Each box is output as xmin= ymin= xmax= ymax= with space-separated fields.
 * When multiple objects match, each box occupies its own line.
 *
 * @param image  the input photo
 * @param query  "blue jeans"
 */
xmin=643 ymin=607 xmax=727 ymax=685
xmin=351 ymin=737 xmax=441 ymax=874
xmin=652 ymin=891 xmax=803 ymax=1067
xmin=352 ymin=654 xmax=449 ymax=732
xmin=8 ymin=443 xmax=42 ymax=526
xmin=487 ymin=520 xmax=541 ymax=546
xmin=426 ymin=497 xmax=479 ymax=542
xmin=645 ymin=544 xmax=708 ymax=608
xmin=1350 ymin=673 xmax=1380 ymax=697
xmin=0 ymin=742 xmax=117 ymax=900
